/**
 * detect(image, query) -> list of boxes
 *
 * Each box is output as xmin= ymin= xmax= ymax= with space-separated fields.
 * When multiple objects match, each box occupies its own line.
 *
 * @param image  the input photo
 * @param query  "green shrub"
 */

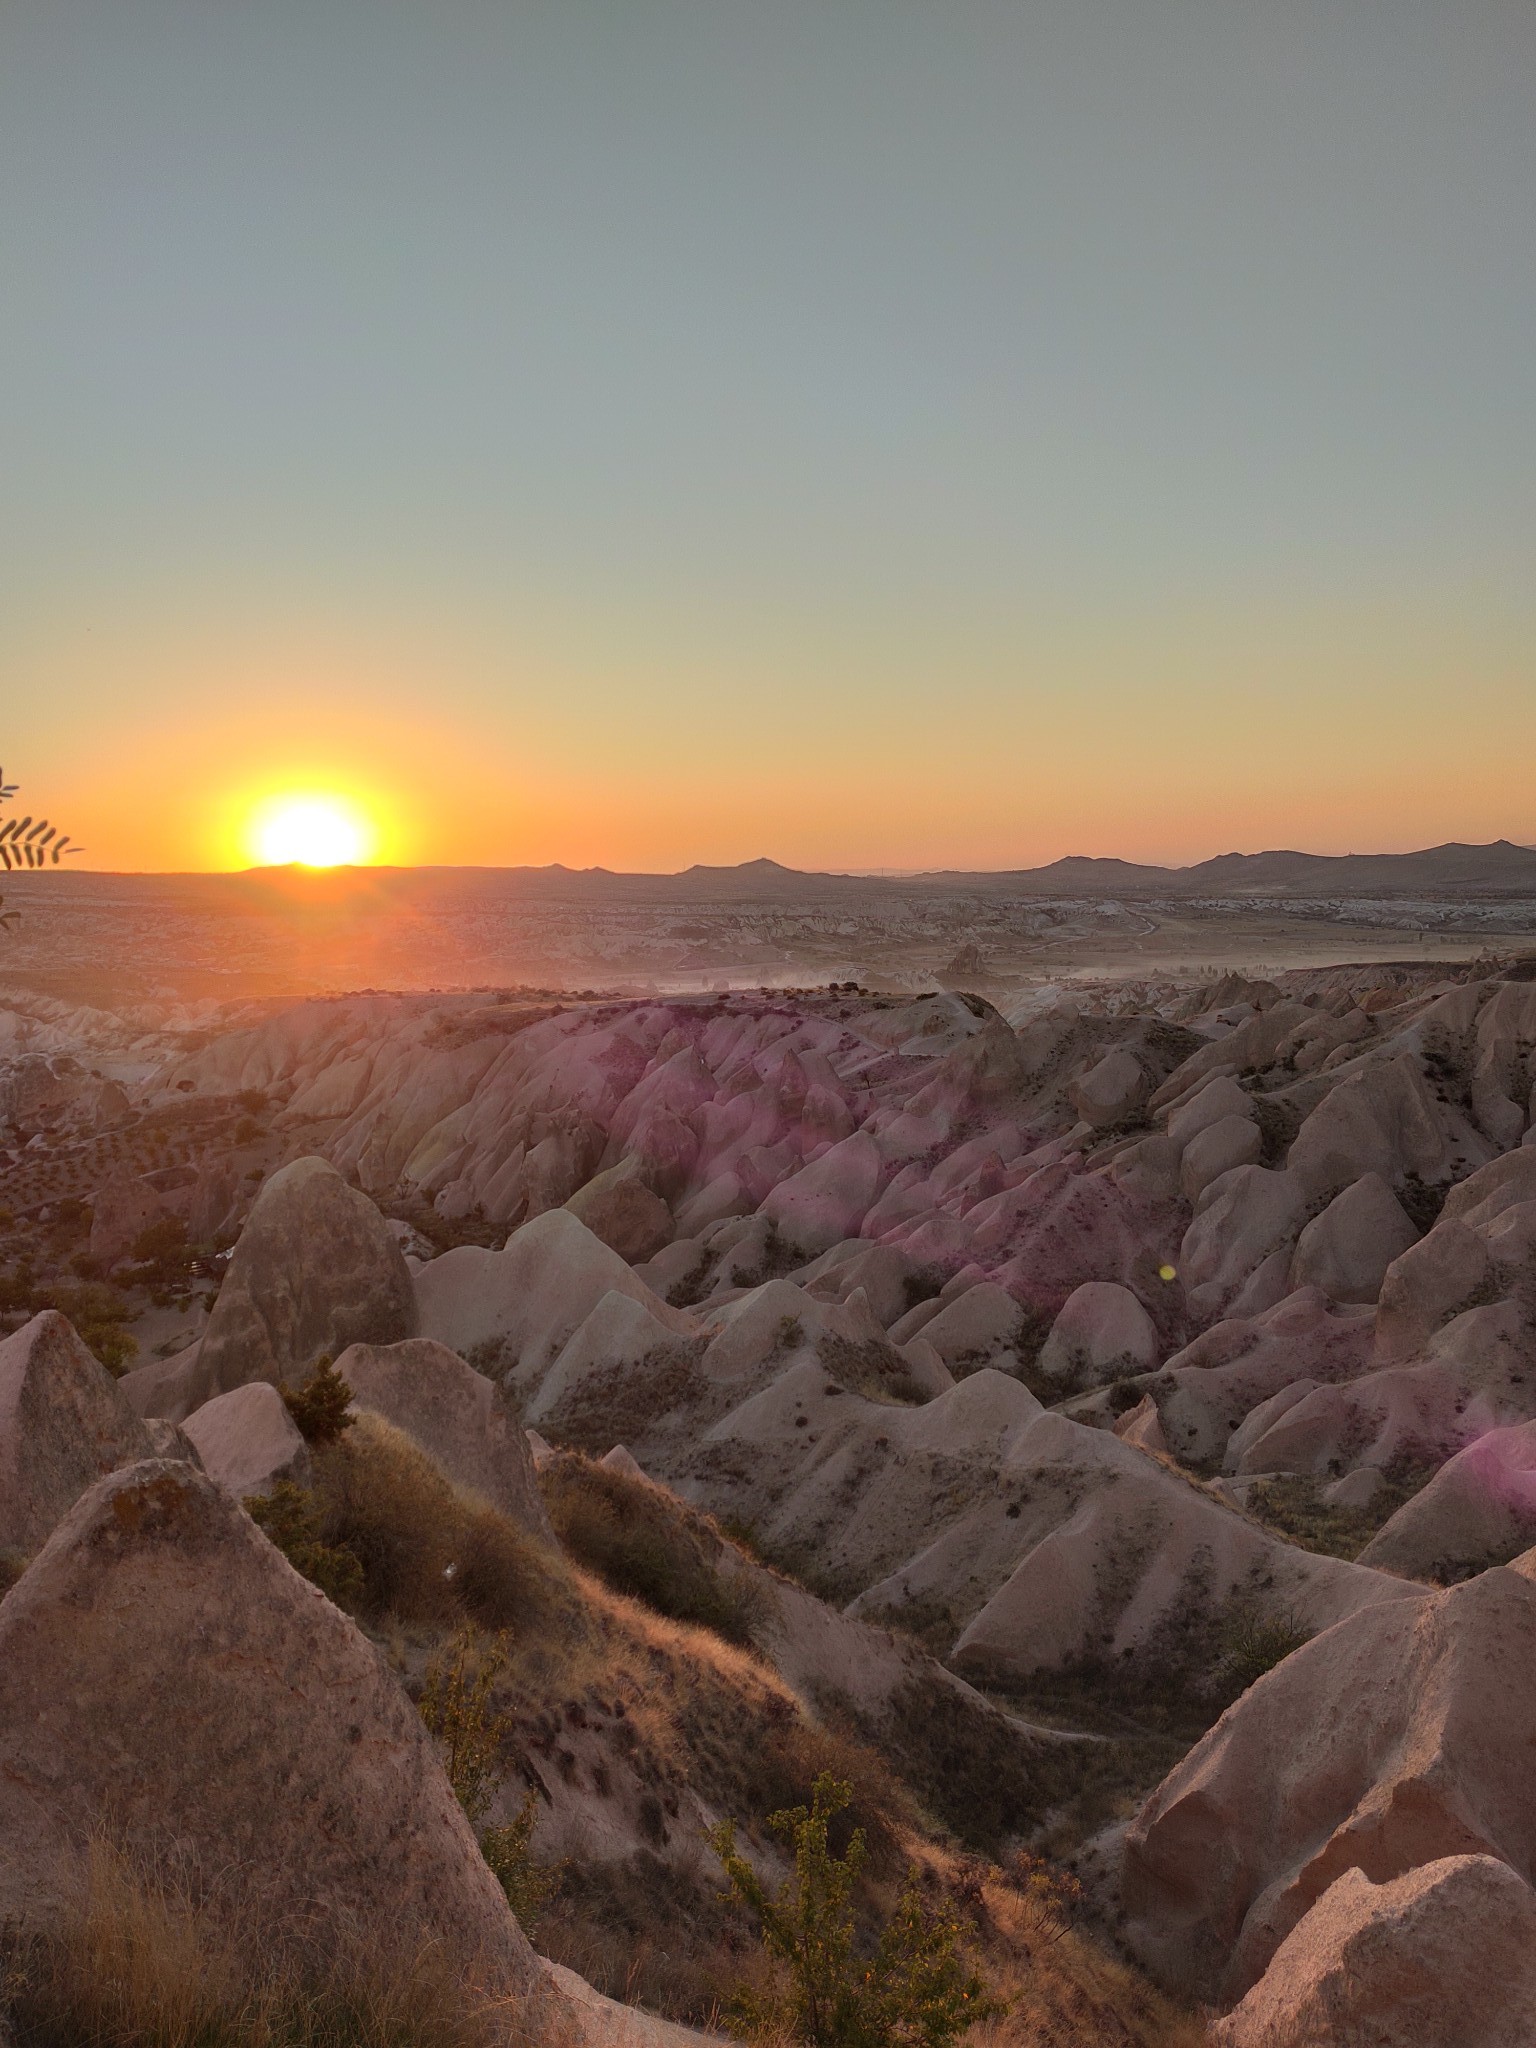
xmin=244 ymin=1482 xmax=364 ymax=1611
xmin=711 ymin=1773 xmax=999 ymax=2048
xmin=281 ymin=1356 xmax=355 ymax=1447
xmin=419 ymin=1627 xmax=561 ymax=1933
xmin=257 ymin=1414 xmax=571 ymax=1638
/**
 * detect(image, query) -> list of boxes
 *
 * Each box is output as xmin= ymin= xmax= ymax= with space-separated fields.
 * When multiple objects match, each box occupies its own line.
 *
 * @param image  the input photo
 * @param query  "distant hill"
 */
xmin=26 ymin=838 xmax=1536 ymax=904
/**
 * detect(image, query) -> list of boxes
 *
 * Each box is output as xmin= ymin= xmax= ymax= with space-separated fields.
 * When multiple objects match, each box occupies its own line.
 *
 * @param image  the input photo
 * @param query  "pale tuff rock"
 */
xmin=0 ymin=1461 xmax=552 ymax=2011
xmin=1289 ymin=1172 xmax=1420 ymax=1305
xmin=1036 ymin=1280 xmax=1160 ymax=1390
xmin=565 ymin=1165 xmax=675 ymax=1264
xmin=1212 ymin=1856 xmax=1536 ymax=2048
xmin=180 ymin=1381 xmax=311 ymax=1499
xmin=1358 ymin=1419 xmax=1536 ymax=1582
xmin=414 ymin=1208 xmax=694 ymax=1397
xmin=0 ymin=1310 xmax=156 ymax=1553
xmin=1123 ymin=1567 xmax=1536 ymax=2004
xmin=1179 ymin=1114 xmax=1263 ymax=1202
xmin=193 ymin=1157 xmax=416 ymax=1418
xmin=336 ymin=1337 xmax=553 ymax=1538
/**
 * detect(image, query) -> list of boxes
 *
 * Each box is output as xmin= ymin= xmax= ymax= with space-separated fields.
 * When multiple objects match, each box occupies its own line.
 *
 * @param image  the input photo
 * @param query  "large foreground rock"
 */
xmin=190 ymin=1157 xmax=416 ymax=1418
xmin=1213 ymin=1856 xmax=1536 ymax=2048
xmin=0 ymin=1310 xmax=155 ymax=1553
xmin=0 ymin=1460 xmax=551 ymax=2010
xmin=1123 ymin=1566 xmax=1536 ymax=2004
xmin=336 ymin=1337 xmax=552 ymax=1538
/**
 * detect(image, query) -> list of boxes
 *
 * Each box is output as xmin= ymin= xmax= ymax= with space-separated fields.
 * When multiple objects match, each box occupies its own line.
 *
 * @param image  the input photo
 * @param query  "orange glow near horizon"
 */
xmin=248 ymin=794 xmax=373 ymax=868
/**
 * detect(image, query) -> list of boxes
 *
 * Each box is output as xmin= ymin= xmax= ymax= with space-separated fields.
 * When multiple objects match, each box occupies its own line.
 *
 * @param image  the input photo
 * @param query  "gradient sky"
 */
xmin=3 ymin=1 xmax=1533 ymax=872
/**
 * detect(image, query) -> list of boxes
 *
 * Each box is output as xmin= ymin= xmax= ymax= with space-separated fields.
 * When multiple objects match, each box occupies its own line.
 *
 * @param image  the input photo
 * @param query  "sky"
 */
xmin=2 ymin=0 xmax=1533 ymax=873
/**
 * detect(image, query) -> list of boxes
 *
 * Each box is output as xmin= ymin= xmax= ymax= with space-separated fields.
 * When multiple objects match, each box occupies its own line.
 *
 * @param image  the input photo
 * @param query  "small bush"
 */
xmin=1218 ymin=1604 xmax=1311 ymax=1693
xmin=244 ymin=1413 xmax=572 ymax=1636
xmin=33 ymin=1281 xmax=137 ymax=1375
xmin=125 ymin=1215 xmax=196 ymax=1291
xmin=282 ymin=1356 xmax=356 ymax=1447
xmin=711 ymin=1773 xmax=999 ymax=2048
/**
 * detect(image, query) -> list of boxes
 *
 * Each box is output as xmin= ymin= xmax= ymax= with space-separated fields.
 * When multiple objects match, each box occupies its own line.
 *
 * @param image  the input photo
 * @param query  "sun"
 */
xmin=252 ymin=796 xmax=371 ymax=868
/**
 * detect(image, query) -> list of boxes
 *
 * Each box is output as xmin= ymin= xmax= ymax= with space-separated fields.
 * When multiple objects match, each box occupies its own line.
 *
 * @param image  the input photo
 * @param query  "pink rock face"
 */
xmin=0 ymin=1461 xmax=550 ymax=2012
xmin=1123 ymin=1568 xmax=1536 ymax=2005
xmin=195 ymin=1157 xmax=417 ymax=1416
xmin=1213 ymin=1856 xmax=1536 ymax=2048
xmin=758 ymin=1131 xmax=884 ymax=1254
xmin=1359 ymin=1419 xmax=1536 ymax=1582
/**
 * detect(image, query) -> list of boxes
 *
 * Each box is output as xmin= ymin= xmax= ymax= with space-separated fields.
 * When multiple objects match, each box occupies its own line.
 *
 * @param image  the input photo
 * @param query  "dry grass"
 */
xmin=933 ymin=1859 xmax=1209 ymax=2048
xmin=1 ymin=1841 xmax=501 ymax=2048
xmin=311 ymin=1413 xmax=580 ymax=1639
xmin=540 ymin=1449 xmax=770 ymax=1647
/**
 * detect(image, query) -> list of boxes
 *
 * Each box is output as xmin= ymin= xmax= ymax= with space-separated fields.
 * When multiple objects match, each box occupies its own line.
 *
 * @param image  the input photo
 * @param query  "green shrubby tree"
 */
xmin=280 ymin=1355 xmax=356 ymax=1446
xmin=419 ymin=1626 xmax=561 ymax=1932
xmin=710 ymin=1773 xmax=999 ymax=2048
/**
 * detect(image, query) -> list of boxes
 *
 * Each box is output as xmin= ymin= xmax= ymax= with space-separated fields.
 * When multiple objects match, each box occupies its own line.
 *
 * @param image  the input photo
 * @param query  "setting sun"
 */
xmin=251 ymin=796 xmax=371 ymax=868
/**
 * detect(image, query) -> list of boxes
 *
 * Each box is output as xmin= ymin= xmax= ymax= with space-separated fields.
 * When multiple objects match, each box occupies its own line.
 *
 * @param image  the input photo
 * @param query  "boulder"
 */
xmin=1212 ymin=1856 xmax=1536 ymax=2048
xmin=1069 ymin=1048 xmax=1148 ymax=1129
xmin=336 ymin=1338 xmax=552 ymax=1539
xmin=193 ymin=1158 xmax=416 ymax=1421
xmin=179 ymin=1381 xmax=311 ymax=1499
xmin=1036 ymin=1281 xmax=1160 ymax=1391
xmin=0 ymin=1461 xmax=552 ymax=2011
xmin=1359 ymin=1421 xmax=1536 ymax=1583
xmin=1230 ymin=1299 xmax=1536 ymax=1479
xmin=1179 ymin=1114 xmax=1262 ymax=1202
xmin=1289 ymin=1173 xmax=1420 ymax=1305
xmin=525 ymin=1290 xmax=703 ymax=1455
xmin=758 ymin=1132 xmax=884 ymax=1254
xmin=1167 ymin=1075 xmax=1255 ymax=1151
xmin=1375 ymin=1218 xmax=1493 ymax=1361
xmin=1179 ymin=1166 xmax=1308 ymax=1317
xmin=87 ymin=1172 xmax=167 ymax=1271
xmin=1288 ymin=1054 xmax=1462 ymax=1200
xmin=1123 ymin=1566 xmax=1536 ymax=2004
xmin=914 ymin=1281 xmax=1024 ymax=1377
xmin=0 ymin=1311 xmax=155 ymax=1553
xmin=1156 ymin=1288 xmax=1376 ymax=1467
xmin=565 ymin=1167 xmax=674 ymax=1264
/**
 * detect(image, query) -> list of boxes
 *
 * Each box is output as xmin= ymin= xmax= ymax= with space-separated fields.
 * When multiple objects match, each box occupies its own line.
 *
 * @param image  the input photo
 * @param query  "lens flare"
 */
xmin=252 ymin=797 xmax=369 ymax=868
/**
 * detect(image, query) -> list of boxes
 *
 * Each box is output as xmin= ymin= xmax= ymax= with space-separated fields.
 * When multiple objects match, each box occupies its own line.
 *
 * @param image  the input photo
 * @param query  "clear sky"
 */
xmin=3 ymin=1 xmax=1533 ymax=872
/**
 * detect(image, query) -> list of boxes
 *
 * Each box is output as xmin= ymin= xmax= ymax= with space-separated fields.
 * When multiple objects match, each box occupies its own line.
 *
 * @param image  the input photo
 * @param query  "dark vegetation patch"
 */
xmin=539 ymin=1449 xmax=769 ymax=1647
xmin=817 ymin=1331 xmax=926 ymax=1405
xmin=1248 ymin=1466 xmax=1435 ymax=1561
xmin=537 ymin=1340 xmax=711 ymax=1455
xmin=1248 ymin=1092 xmax=1305 ymax=1167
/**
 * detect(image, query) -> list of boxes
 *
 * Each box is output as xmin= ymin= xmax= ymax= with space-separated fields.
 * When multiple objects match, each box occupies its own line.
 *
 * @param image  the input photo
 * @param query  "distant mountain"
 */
xmin=43 ymin=838 xmax=1536 ymax=904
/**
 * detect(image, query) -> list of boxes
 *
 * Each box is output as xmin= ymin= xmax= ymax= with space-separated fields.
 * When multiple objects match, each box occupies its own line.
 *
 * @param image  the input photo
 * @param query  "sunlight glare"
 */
xmin=253 ymin=796 xmax=370 ymax=868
